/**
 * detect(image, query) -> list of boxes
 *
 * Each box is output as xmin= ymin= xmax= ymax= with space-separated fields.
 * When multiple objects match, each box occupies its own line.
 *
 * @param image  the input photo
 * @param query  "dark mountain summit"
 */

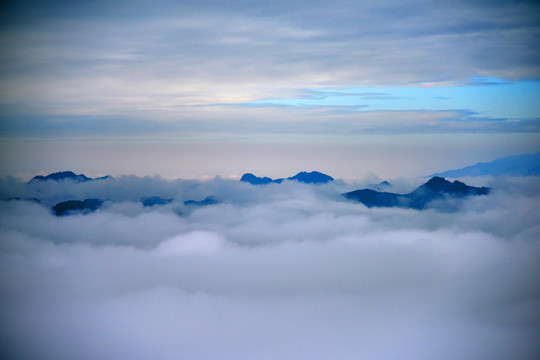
xmin=52 ymin=199 xmax=103 ymax=216
xmin=241 ymin=171 xmax=334 ymax=185
xmin=184 ymin=196 xmax=218 ymax=207
xmin=29 ymin=171 xmax=112 ymax=184
xmin=418 ymin=177 xmax=488 ymax=195
xmin=344 ymin=189 xmax=402 ymax=208
xmin=141 ymin=196 xmax=174 ymax=207
xmin=31 ymin=171 xmax=89 ymax=183
xmin=343 ymin=177 xmax=489 ymax=210
xmin=240 ymin=173 xmax=274 ymax=185
xmin=286 ymin=171 xmax=334 ymax=184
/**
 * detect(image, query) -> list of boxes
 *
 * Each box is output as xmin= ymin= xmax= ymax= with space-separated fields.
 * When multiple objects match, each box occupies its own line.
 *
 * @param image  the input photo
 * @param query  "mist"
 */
xmin=1 ymin=175 xmax=539 ymax=359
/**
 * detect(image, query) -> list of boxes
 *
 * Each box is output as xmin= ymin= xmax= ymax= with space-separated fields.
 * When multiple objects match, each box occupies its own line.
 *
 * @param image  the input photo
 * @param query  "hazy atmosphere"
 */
xmin=1 ymin=1 xmax=539 ymax=359
xmin=1 ymin=0 xmax=539 ymax=178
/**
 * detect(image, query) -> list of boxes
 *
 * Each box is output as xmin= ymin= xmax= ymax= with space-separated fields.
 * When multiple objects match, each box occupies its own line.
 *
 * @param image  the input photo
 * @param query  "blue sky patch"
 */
xmin=250 ymin=78 xmax=540 ymax=119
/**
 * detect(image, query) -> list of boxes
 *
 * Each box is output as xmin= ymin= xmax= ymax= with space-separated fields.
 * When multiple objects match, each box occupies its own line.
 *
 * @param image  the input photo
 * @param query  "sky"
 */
xmin=0 ymin=0 xmax=539 ymax=179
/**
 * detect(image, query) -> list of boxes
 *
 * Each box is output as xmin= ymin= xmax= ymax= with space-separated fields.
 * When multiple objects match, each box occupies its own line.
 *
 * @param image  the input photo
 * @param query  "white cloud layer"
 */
xmin=1 ymin=175 xmax=539 ymax=359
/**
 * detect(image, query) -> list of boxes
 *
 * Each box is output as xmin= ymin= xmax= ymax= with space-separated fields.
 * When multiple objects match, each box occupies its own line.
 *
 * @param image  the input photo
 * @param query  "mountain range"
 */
xmin=183 ymin=196 xmax=218 ymax=207
xmin=140 ymin=196 xmax=174 ymax=207
xmin=52 ymin=199 xmax=104 ymax=216
xmin=343 ymin=177 xmax=489 ymax=209
xmin=29 ymin=171 xmax=112 ymax=183
xmin=50 ymin=195 xmax=220 ymax=216
xmin=431 ymin=152 xmax=540 ymax=178
xmin=241 ymin=171 xmax=334 ymax=185
xmin=24 ymin=170 xmax=495 ymax=215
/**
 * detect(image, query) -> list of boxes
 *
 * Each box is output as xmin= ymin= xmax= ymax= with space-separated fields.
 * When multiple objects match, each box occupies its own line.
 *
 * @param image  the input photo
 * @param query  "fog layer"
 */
xmin=1 ymin=176 xmax=539 ymax=359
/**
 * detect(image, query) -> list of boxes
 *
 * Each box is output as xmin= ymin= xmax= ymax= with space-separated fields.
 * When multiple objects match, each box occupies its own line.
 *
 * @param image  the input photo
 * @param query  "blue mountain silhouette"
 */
xmin=240 ymin=173 xmax=274 ymax=185
xmin=52 ymin=198 xmax=103 ymax=216
xmin=184 ymin=196 xmax=218 ymax=207
xmin=431 ymin=152 xmax=540 ymax=177
xmin=141 ymin=196 xmax=174 ymax=207
xmin=30 ymin=171 xmax=112 ymax=183
xmin=343 ymin=177 xmax=489 ymax=209
xmin=241 ymin=171 xmax=334 ymax=185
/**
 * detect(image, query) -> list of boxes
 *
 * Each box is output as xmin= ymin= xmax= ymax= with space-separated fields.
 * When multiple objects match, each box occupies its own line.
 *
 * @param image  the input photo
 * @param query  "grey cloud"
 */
xmin=1 ymin=0 xmax=538 ymax=120
xmin=2 ymin=109 xmax=539 ymax=137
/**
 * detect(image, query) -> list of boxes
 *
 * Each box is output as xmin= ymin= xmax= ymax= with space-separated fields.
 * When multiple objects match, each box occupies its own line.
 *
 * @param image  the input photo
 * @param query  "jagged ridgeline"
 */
xmin=29 ymin=171 xmax=112 ymax=183
xmin=241 ymin=171 xmax=334 ymax=185
xmin=343 ymin=177 xmax=489 ymax=209
xmin=26 ymin=171 xmax=491 ymax=216
xmin=53 ymin=199 xmax=103 ymax=216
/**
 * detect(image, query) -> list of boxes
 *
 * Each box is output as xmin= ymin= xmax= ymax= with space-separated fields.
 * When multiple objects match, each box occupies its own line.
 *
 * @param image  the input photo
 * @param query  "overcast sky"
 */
xmin=0 ymin=0 xmax=539 ymax=179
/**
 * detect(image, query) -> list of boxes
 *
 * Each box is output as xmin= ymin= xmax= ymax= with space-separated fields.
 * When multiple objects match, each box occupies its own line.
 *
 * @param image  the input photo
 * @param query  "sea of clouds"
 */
xmin=1 ymin=175 xmax=539 ymax=359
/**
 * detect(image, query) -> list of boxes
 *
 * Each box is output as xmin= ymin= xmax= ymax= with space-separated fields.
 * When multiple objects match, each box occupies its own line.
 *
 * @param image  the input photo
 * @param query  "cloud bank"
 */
xmin=1 ymin=0 xmax=539 ymax=133
xmin=1 ymin=175 xmax=539 ymax=359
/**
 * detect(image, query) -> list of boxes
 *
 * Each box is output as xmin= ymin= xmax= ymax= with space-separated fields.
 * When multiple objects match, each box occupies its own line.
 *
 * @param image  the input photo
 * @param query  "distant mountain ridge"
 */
xmin=184 ymin=196 xmax=218 ymax=207
xmin=52 ymin=195 xmax=220 ymax=216
xmin=141 ymin=196 xmax=174 ymax=207
xmin=241 ymin=171 xmax=334 ymax=185
xmin=30 ymin=171 xmax=112 ymax=184
xmin=36 ymin=174 xmax=488 ymax=215
xmin=343 ymin=177 xmax=489 ymax=209
xmin=52 ymin=199 xmax=103 ymax=216
xmin=431 ymin=152 xmax=540 ymax=178
xmin=240 ymin=173 xmax=274 ymax=185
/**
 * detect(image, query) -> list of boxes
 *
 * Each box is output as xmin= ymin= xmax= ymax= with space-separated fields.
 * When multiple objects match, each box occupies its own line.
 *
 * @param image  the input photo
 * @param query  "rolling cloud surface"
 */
xmin=1 ymin=175 xmax=539 ymax=359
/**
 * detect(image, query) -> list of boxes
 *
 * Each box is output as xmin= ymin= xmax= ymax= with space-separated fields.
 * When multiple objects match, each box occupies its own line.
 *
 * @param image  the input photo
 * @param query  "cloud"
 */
xmin=1 ymin=1 xmax=539 ymax=120
xmin=2 ymin=107 xmax=539 ymax=139
xmin=0 ymin=175 xmax=539 ymax=359
xmin=1 ymin=1 xmax=539 ymax=183
xmin=155 ymin=231 xmax=225 ymax=255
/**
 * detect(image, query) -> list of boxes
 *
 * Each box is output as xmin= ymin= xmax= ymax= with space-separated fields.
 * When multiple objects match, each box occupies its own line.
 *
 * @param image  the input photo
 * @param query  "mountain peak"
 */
xmin=241 ymin=171 xmax=334 ymax=185
xmin=421 ymin=177 xmax=488 ymax=195
xmin=29 ymin=171 xmax=111 ymax=184
xmin=52 ymin=198 xmax=103 ymax=216
xmin=288 ymin=171 xmax=334 ymax=184
xmin=423 ymin=176 xmax=452 ymax=191
xmin=344 ymin=177 xmax=489 ymax=209
xmin=240 ymin=173 xmax=273 ymax=185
